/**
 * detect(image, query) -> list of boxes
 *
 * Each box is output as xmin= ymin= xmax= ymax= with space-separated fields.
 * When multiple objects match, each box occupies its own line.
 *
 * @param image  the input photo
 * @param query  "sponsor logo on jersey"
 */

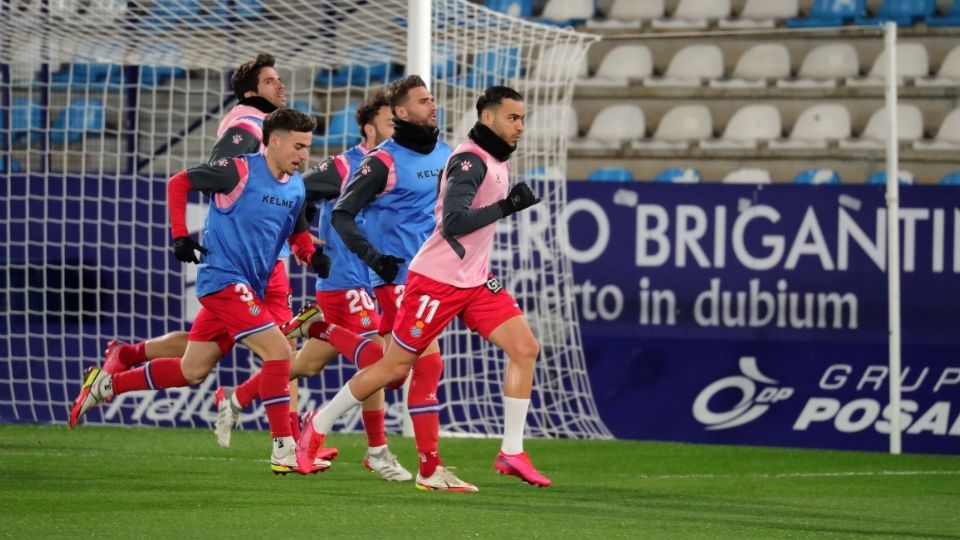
xmin=416 ymin=168 xmax=442 ymax=179
xmin=262 ymin=195 xmax=294 ymax=208
xmin=216 ymin=158 xmax=230 ymax=167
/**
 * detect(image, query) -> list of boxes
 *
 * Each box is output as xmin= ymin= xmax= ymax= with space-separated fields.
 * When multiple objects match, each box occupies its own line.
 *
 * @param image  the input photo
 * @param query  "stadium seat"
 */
xmin=586 ymin=0 xmax=664 ymax=28
xmin=938 ymin=171 xmax=960 ymax=185
xmin=539 ymin=0 xmax=594 ymax=26
xmin=587 ymin=167 xmax=635 ymax=182
xmin=210 ymin=0 xmax=264 ymax=20
xmin=645 ymin=44 xmax=724 ymax=87
xmin=141 ymin=0 xmax=202 ymax=29
xmin=723 ymin=168 xmax=773 ymax=184
xmin=840 ymin=104 xmax=924 ymax=149
xmin=534 ymin=43 xmax=588 ymax=81
xmin=866 ymin=170 xmax=915 ymax=185
xmin=526 ymin=104 xmax=579 ymax=142
xmin=926 ymin=0 xmax=960 ymax=25
xmin=632 ymin=105 xmax=712 ymax=150
xmin=312 ymin=103 xmax=361 ymax=147
xmin=856 ymin=0 xmax=935 ymax=26
xmin=913 ymin=108 xmax=960 ymax=150
xmin=769 ymin=104 xmax=851 ymax=149
xmin=291 ymin=101 xmax=314 ymax=115
xmin=916 ymin=44 xmax=960 ymax=86
xmin=580 ymin=44 xmax=653 ymax=86
xmin=570 ymin=104 xmax=644 ymax=149
xmin=654 ymin=167 xmax=703 ymax=183
xmin=484 ymin=0 xmax=533 ymax=17
xmin=463 ymin=47 xmax=522 ymax=88
xmin=846 ymin=43 xmax=929 ymax=86
xmin=49 ymin=99 xmax=105 ymax=144
xmin=652 ymin=0 xmax=731 ymax=29
xmin=793 ymin=168 xmax=842 ymax=184
xmin=11 ymin=97 xmax=44 ymax=144
xmin=719 ymin=0 xmax=799 ymax=28
xmin=710 ymin=44 xmax=790 ymax=88
xmin=701 ymin=104 xmax=781 ymax=149
xmin=787 ymin=0 xmax=866 ymax=27
xmin=777 ymin=43 xmax=859 ymax=88
xmin=316 ymin=42 xmax=401 ymax=87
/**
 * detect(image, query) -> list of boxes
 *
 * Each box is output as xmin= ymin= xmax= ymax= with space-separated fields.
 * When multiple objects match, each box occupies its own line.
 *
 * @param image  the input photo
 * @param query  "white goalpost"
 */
xmin=0 ymin=0 xmax=611 ymax=439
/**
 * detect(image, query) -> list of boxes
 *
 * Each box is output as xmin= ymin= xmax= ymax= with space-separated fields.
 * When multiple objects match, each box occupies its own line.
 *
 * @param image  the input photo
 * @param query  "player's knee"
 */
xmin=181 ymin=364 xmax=211 ymax=385
xmin=510 ymin=336 xmax=540 ymax=364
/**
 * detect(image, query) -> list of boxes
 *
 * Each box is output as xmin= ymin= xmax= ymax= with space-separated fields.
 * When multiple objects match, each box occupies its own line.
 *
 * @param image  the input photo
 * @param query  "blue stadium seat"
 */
xmin=485 ymin=0 xmax=533 ymax=17
xmin=927 ymin=0 xmax=960 ymax=25
xmin=312 ymin=103 xmax=361 ymax=147
xmin=11 ymin=98 xmax=44 ymax=144
xmin=51 ymin=63 xmax=120 ymax=89
xmin=654 ymin=167 xmax=702 ymax=183
xmin=938 ymin=171 xmax=960 ymax=185
xmin=49 ymin=99 xmax=105 ymax=144
xmin=210 ymin=0 xmax=264 ymax=19
xmin=141 ymin=0 xmax=202 ymax=28
xmin=315 ymin=43 xmax=402 ymax=87
xmin=291 ymin=101 xmax=314 ymax=115
xmin=787 ymin=0 xmax=866 ymax=27
xmin=587 ymin=167 xmax=634 ymax=182
xmin=793 ymin=168 xmax=842 ymax=184
xmin=0 ymin=156 xmax=23 ymax=172
xmin=856 ymin=0 xmax=934 ymax=25
xmin=463 ymin=47 xmax=522 ymax=88
xmin=866 ymin=170 xmax=914 ymax=185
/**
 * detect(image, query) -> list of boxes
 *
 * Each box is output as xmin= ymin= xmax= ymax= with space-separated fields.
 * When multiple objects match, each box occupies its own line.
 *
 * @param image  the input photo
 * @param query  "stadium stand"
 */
xmin=787 ymin=0 xmax=867 ymax=27
xmin=719 ymin=0 xmax=800 ymax=28
xmin=579 ymin=44 xmax=653 ymax=86
xmin=654 ymin=167 xmax=703 ymax=183
xmin=569 ymin=103 xmax=644 ymax=149
xmin=700 ymin=104 xmax=782 ymax=149
xmin=651 ymin=0 xmax=732 ymax=29
xmin=938 ymin=170 xmax=960 ymax=184
xmin=722 ymin=167 xmax=774 ymax=183
xmin=644 ymin=44 xmax=724 ymax=87
xmin=632 ymin=104 xmax=713 ymax=150
xmin=587 ymin=166 xmax=635 ymax=181
xmin=793 ymin=168 xmax=843 ymax=184
xmin=710 ymin=43 xmax=792 ymax=88
xmin=769 ymin=103 xmax=852 ymax=149
xmin=866 ymin=169 xmax=916 ymax=184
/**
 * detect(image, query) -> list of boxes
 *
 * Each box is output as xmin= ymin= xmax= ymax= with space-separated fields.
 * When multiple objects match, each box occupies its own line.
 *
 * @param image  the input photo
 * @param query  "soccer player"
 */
xmin=216 ymin=89 xmax=413 ymax=481
xmin=296 ymin=75 xmax=459 ymax=489
xmin=70 ymin=108 xmax=327 ymax=475
xmin=100 ymin=54 xmax=307 ymax=440
xmin=296 ymin=86 xmax=550 ymax=490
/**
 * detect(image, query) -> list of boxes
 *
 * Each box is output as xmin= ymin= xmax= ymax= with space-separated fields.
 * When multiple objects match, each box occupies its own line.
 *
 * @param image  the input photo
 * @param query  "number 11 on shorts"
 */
xmin=416 ymin=295 xmax=440 ymax=323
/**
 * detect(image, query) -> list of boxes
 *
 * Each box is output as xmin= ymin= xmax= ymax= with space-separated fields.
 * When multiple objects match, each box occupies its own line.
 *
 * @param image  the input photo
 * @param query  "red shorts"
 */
xmin=315 ymin=288 xmax=381 ymax=336
xmin=264 ymin=260 xmax=293 ymax=325
xmin=189 ymin=283 xmax=278 ymax=349
xmin=373 ymin=283 xmax=406 ymax=336
xmin=390 ymin=271 xmax=522 ymax=354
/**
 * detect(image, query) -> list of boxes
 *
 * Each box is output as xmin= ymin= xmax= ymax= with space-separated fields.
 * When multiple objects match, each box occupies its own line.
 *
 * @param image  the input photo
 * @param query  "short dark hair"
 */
xmin=356 ymin=87 xmax=391 ymax=130
xmin=387 ymin=75 xmax=428 ymax=114
xmin=232 ymin=53 xmax=276 ymax=101
xmin=476 ymin=86 xmax=524 ymax=118
xmin=261 ymin=108 xmax=317 ymax=146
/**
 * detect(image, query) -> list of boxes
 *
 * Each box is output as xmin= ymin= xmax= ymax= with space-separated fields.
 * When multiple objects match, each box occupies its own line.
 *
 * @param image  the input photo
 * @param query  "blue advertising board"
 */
xmin=565 ymin=182 xmax=960 ymax=454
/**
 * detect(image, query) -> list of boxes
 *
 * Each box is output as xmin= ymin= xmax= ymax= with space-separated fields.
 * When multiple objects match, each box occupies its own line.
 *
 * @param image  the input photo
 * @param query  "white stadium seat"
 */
xmin=570 ymin=104 xmax=645 ymax=150
xmin=846 ymin=43 xmax=929 ymax=87
xmin=777 ymin=43 xmax=859 ymax=89
xmin=587 ymin=0 xmax=664 ymax=29
xmin=916 ymin=44 xmax=960 ymax=87
xmin=840 ymin=104 xmax=924 ymax=149
xmin=580 ymin=44 xmax=653 ymax=86
xmin=769 ymin=104 xmax=851 ymax=149
xmin=541 ymin=0 xmax=593 ymax=24
xmin=645 ymin=44 xmax=724 ymax=87
xmin=710 ymin=44 xmax=790 ymax=88
xmin=632 ymin=105 xmax=713 ymax=150
xmin=534 ymin=43 xmax=588 ymax=81
xmin=701 ymin=104 xmax=781 ymax=149
xmin=723 ymin=168 xmax=773 ymax=184
xmin=526 ymin=103 xmax=579 ymax=142
xmin=652 ymin=0 xmax=731 ymax=29
xmin=914 ymin=108 xmax=960 ymax=150
xmin=719 ymin=0 xmax=799 ymax=28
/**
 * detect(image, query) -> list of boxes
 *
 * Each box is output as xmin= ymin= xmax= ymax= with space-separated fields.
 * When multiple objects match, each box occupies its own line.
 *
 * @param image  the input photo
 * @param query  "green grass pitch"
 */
xmin=1 ymin=424 xmax=958 ymax=538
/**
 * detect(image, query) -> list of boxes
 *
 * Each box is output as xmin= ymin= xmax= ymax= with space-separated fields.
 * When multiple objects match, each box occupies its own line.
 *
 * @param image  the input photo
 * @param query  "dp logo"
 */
xmin=692 ymin=357 xmax=793 ymax=430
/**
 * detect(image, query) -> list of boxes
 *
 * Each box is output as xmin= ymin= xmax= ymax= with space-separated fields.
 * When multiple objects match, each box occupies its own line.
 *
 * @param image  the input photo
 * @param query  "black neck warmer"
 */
xmin=392 ymin=118 xmax=440 ymax=154
xmin=468 ymin=122 xmax=515 ymax=162
xmin=238 ymin=96 xmax=278 ymax=114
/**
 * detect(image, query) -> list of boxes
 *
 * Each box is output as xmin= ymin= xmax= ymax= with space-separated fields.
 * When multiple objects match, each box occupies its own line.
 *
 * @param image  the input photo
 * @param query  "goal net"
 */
xmin=0 ymin=0 xmax=611 ymax=439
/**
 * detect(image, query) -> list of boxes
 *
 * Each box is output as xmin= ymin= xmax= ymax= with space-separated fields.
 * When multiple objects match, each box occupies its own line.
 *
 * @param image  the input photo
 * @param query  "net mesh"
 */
xmin=0 ymin=0 xmax=611 ymax=439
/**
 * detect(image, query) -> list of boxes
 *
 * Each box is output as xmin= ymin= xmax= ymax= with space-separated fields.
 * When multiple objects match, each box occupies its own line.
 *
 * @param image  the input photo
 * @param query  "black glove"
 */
xmin=311 ymin=247 xmax=331 ymax=278
xmin=304 ymin=201 xmax=318 ymax=224
xmin=172 ymin=236 xmax=208 ymax=264
xmin=371 ymin=254 xmax=405 ymax=283
xmin=497 ymin=182 xmax=541 ymax=217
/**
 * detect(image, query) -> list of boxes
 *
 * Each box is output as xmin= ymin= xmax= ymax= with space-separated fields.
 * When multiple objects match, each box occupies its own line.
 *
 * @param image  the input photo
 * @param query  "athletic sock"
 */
xmin=234 ymin=370 xmax=262 ymax=409
xmin=321 ymin=325 xmax=383 ymax=369
xmin=310 ymin=384 xmax=362 ymax=435
xmin=289 ymin=411 xmax=302 ymax=441
xmin=409 ymin=352 xmax=443 ymax=477
xmin=112 ymin=358 xmax=189 ymax=394
xmin=259 ymin=360 xmax=291 ymax=438
xmin=361 ymin=408 xmax=387 ymax=448
xmin=501 ymin=396 xmax=530 ymax=455
xmin=118 ymin=341 xmax=148 ymax=368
